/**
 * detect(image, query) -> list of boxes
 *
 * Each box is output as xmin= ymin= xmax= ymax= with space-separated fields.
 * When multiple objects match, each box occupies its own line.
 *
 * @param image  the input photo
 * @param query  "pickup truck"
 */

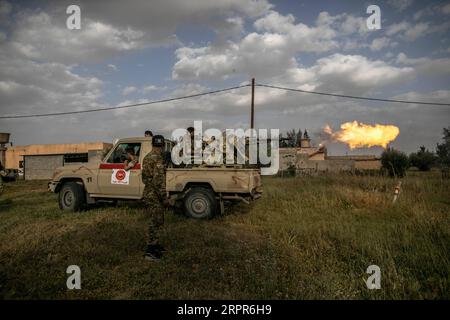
xmin=48 ymin=137 xmax=263 ymax=219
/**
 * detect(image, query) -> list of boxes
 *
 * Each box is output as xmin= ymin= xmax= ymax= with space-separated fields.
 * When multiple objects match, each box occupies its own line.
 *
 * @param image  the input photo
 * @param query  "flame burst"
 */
xmin=324 ymin=121 xmax=400 ymax=149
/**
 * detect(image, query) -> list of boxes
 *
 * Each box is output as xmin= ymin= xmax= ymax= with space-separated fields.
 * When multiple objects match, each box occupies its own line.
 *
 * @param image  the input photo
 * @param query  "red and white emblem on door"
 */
xmin=111 ymin=169 xmax=130 ymax=185
xmin=115 ymin=169 xmax=126 ymax=180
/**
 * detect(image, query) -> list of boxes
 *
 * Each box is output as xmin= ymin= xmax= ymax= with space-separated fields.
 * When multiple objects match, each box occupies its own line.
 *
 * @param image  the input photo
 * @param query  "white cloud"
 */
xmin=414 ymin=3 xmax=450 ymax=20
xmin=392 ymin=90 xmax=450 ymax=104
xmin=172 ymin=10 xmax=413 ymax=96
xmin=78 ymin=0 xmax=272 ymax=49
xmin=0 ymin=0 xmax=11 ymax=16
xmin=172 ymin=10 xmax=377 ymax=80
xmin=404 ymin=22 xmax=430 ymax=41
xmin=387 ymin=0 xmax=414 ymax=11
xmin=386 ymin=20 xmax=450 ymax=42
xmin=107 ymin=64 xmax=118 ymax=71
xmin=0 ymin=53 xmax=103 ymax=117
xmin=370 ymin=37 xmax=393 ymax=51
xmin=396 ymin=53 xmax=450 ymax=76
xmin=122 ymin=86 xmax=137 ymax=95
xmin=386 ymin=21 xmax=410 ymax=36
xmin=3 ymin=0 xmax=273 ymax=65
xmin=298 ymin=54 xmax=414 ymax=94
xmin=336 ymin=13 xmax=368 ymax=36
xmin=142 ymin=85 xmax=167 ymax=93
xmin=443 ymin=4 xmax=450 ymax=14
xmin=9 ymin=12 xmax=148 ymax=64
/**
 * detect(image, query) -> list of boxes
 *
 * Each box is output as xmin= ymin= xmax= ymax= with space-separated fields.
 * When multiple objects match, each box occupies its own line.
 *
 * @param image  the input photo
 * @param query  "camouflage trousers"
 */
xmin=142 ymin=187 xmax=165 ymax=246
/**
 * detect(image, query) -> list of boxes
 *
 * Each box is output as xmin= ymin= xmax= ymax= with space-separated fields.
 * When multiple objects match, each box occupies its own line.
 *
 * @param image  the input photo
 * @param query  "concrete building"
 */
xmin=279 ymin=131 xmax=327 ymax=173
xmin=5 ymin=142 xmax=112 ymax=180
xmin=279 ymin=130 xmax=381 ymax=175
xmin=326 ymin=155 xmax=382 ymax=171
xmin=0 ymin=132 xmax=10 ymax=169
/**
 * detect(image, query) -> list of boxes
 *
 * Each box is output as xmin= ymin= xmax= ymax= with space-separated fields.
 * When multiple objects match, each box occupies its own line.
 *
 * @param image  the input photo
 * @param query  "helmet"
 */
xmin=152 ymin=135 xmax=165 ymax=147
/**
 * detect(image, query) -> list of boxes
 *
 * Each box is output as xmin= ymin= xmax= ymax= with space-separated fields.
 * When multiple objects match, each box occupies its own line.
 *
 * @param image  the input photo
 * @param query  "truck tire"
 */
xmin=183 ymin=187 xmax=217 ymax=219
xmin=59 ymin=182 xmax=86 ymax=212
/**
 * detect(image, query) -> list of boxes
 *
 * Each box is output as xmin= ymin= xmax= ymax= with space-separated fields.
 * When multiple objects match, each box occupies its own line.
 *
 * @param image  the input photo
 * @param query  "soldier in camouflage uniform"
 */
xmin=141 ymin=135 xmax=167 ymax=261
xmin=0 ymin=161 xmax=4 ymax=196
xmin=0 ymin=174 xmax=3 ymax=196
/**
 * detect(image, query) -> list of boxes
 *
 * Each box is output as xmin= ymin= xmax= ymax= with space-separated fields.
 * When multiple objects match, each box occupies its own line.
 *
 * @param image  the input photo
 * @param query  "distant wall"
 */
xmin=279 ymin=149 xmax=297 ymax=171
xmin=24 ymin=155 xmax=64 ymax=180
xmin=278 ymin=147 xmax=381 ymax=175
xmin=296 ymin=159 xmax=355 ymax=174
xmin=88 ymin=149 xmax=105 ymax=162
xmin=5 ymin=142 xmax=112 ymax=169
xmin=354 ymin=160 xmax=381 ymax=170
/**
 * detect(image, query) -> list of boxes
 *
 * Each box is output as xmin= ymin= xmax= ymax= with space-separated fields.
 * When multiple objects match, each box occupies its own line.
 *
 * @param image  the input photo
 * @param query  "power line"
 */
xmin=0 ymin=84 xmax=250 ymax=119
xmin=1 ymin=82 xmax=449 ymax=120
xmin=256 ymin=83 xmax=450 ymax=106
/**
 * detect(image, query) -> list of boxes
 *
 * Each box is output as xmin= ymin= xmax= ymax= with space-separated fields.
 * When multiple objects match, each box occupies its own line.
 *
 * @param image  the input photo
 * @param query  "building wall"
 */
xmin=279 ymin=147 xmax=380 ymax=174
xmin=354 ymin=160 xmax=382 ymax=170
xmin=24 ymin=155 xmax=64 ymax=180
xmin=279 ymin=148 xmax=297 ymax=171
xmin=309 ymin=152 xmax=326 ymax=161
xmin=5 ymin=142 xmax=111 ymax=169
xmin=296 ymin=159 xmax=355 ymax=173
xmin=327 ymin=155 xmax=381 ymax=171
xmin=88 ymin=149 xmax=106 ymax=163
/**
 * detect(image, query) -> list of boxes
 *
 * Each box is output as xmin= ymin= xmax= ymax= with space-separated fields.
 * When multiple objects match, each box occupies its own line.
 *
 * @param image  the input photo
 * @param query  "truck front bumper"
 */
xmin=48 ymin=181 xmax=58 ymax=193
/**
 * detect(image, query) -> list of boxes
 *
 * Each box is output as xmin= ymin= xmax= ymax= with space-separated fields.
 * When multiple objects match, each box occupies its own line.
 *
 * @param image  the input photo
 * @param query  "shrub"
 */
xmin=381 ymin=148 xmax=409 ymax=177
xmin=409 ymin=146 xmax=437 ymax=171
xmin=436 ymin=127 xmax=450 ymax=168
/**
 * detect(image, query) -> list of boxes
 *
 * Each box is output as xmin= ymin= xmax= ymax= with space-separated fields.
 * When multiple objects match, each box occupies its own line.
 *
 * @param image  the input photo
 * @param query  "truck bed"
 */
xmin=166 ymin=167 xmax=262 ymax=196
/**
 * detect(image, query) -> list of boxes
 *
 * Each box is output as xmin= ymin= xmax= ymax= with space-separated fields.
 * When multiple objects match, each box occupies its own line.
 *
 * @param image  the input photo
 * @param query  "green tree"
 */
xmin=409 ymin=146 xmax=437 ymax=171
xmin=436 ymin=127 xmax=450 ymax=167
xmin=381 ymin=148 xmax=409 ymax=177
xmin=286 ymin=129 xmax=297 ymax=147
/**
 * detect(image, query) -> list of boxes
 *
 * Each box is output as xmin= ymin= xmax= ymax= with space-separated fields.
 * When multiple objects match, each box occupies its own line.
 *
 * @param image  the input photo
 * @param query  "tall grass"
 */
xmin=0 ymin=172 xmax=448 ymax=299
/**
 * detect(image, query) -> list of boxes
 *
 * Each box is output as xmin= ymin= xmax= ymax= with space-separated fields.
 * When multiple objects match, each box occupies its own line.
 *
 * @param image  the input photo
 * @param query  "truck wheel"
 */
xmin=59 ymin=182 xmax=86 ymax=212
xmin=183 ymin=187 xmax=217 ymax=219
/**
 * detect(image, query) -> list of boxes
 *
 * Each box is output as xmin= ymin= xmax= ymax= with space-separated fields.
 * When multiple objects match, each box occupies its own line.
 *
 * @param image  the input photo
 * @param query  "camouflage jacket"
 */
xmin=142 ymin=151 xmax=166 ymax=192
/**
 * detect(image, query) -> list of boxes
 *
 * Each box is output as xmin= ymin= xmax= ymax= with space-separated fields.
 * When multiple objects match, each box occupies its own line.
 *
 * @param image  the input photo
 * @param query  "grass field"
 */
xmin=0 ymin=172 xmax=449 ymax=299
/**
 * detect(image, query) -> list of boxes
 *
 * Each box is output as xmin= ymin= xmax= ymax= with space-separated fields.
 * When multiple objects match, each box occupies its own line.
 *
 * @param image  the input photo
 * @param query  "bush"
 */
xmin=436 ymin=127 xmax=450 ymax=168
xmin=381 ymin=148 xmax=409 ymax=177
xmin=409 ymin=146 xmax=437 ymax=171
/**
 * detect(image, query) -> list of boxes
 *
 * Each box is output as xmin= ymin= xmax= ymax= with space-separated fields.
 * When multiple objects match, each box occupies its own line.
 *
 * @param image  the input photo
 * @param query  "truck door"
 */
xmin=97 ymin=142 xmax=142 ymax=197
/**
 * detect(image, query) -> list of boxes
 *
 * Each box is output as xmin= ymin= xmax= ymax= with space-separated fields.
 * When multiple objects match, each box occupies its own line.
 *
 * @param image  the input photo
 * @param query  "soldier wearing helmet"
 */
xmin=142 ymin=135 xmax=167 ymax=261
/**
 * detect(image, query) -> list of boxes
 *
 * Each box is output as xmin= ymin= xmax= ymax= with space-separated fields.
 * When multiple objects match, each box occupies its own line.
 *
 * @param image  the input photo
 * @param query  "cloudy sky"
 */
xmin=0 ymin=0 xmax=449 ymax=155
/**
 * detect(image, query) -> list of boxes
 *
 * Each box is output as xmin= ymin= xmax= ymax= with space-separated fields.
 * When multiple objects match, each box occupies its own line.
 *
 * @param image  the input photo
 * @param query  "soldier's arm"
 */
xmin=124 ymin=159 xmax=137 ymax=171
xmin=152 ymin=157 xmax=166 ymax=191
xmin=141 ymin=156 xmax=151 ymax=180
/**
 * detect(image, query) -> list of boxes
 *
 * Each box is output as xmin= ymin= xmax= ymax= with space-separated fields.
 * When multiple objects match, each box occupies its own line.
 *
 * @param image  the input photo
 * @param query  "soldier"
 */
xmin=144 ymin=130 xmax=153 ymax=138
xmin=141 ymin=135 xmax=167 ymax=261
xmin=0 ymin=172 xmax=3 ymax=196
xmin=124 ymin=146 xmax=138 ymax=170
xmin=0 ymin=161 xmax=4 ymax=196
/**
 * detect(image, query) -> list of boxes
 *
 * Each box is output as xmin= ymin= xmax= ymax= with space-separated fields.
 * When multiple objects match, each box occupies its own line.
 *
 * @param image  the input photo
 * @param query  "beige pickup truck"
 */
xmin=48 ymin=137 xmax=263 ymax=219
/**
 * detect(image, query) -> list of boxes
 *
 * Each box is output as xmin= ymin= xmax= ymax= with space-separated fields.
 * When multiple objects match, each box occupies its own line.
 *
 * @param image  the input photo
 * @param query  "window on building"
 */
xmin=64 ymin=153 xmax=88 ymax=163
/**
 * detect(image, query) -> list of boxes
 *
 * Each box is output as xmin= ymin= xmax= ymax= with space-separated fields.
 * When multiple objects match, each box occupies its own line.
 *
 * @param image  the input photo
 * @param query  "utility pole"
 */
xmin=250 ymin=78 xmax=255 ymax=129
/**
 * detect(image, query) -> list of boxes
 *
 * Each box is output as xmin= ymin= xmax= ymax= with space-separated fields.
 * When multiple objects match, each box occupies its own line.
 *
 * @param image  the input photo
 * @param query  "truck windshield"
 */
xmin=106 ymin=143 xmax=141 ymax=164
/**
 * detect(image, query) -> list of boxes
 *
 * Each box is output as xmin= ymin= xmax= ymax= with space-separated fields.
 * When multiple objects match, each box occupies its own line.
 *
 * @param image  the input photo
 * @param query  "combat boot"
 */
xmin=144 ymin=245 xmax=163 ymax=261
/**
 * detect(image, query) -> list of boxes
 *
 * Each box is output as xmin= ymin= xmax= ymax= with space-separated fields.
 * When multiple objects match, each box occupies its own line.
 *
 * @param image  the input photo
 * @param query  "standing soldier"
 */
xmin=0 ymin=161 xmax=4 ymax=196
xmin=0 ymin=173 xmax=3 ymax=196
xmin=141 ymin=135 xmax=167 ymax=261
